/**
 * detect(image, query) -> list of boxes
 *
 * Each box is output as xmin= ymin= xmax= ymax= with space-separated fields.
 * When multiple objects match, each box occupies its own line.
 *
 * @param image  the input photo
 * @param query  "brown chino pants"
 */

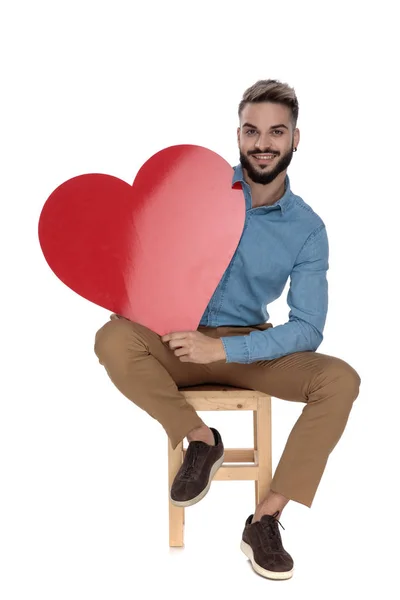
xmin=94 ymin=317 xmax=361 ymax=508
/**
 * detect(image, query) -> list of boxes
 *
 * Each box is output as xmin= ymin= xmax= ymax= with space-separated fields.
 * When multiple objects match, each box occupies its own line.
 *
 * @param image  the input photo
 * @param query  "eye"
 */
xmin=273 ymin=130 xmax=284 ymax=135
xmin=245 ymin=129 xmax=256 ymax=135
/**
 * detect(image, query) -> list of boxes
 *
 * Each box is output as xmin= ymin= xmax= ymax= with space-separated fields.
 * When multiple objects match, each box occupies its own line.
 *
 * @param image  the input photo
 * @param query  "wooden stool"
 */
xmin=168 ymin=385 xmax=272 ymax=547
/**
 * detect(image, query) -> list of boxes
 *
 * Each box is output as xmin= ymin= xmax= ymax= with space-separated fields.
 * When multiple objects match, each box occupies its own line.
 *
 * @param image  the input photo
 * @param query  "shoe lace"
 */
xmin=180 ymin=444 xmax=201 ymax=481
xmin=259 ymin=512 xmax=286 ymax=550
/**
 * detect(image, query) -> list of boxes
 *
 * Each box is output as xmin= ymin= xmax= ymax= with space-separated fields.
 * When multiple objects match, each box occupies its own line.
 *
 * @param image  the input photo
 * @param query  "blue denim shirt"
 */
xmin=199 ymin=164 xmax=329 ymax=364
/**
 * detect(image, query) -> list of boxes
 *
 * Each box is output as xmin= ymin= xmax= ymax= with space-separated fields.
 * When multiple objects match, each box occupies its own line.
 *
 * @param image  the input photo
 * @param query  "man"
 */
xmin=94 ymin=79 xmax=361 ymax=581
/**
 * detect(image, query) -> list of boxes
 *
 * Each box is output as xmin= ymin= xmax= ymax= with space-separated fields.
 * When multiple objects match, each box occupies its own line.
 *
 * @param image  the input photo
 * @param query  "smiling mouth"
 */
xmin=251 ymin=154 xmax=277 ymax=163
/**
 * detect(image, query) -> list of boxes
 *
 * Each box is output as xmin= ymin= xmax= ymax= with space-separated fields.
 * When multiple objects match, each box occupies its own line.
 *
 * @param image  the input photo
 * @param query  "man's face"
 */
xmin=238 ymin=102 xmax=299 ymax=185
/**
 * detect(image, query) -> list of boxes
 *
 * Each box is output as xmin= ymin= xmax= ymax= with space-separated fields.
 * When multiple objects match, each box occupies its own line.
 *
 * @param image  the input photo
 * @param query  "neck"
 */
xmin=243 ymin=170 xmax=287 ymax=208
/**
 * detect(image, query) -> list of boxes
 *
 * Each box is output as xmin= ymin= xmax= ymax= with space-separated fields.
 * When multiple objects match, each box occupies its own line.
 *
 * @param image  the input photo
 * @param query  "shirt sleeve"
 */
xmin=220 ymin=224 xmax=329 ymax=364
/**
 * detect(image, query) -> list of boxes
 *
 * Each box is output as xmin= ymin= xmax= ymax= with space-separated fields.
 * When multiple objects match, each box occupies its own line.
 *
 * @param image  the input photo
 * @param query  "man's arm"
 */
xmin=220 ymin=224 xmax=329 ymax=364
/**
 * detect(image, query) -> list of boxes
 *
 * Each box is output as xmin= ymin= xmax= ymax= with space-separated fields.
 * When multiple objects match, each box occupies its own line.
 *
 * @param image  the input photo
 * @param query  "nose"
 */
xmin=255 ymin=132 xmax=273 ymax=151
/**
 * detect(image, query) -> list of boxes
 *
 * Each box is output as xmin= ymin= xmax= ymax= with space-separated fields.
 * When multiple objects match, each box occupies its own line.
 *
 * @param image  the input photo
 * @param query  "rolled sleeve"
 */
xmin=220 ymin=335 xmax=250 ymax=364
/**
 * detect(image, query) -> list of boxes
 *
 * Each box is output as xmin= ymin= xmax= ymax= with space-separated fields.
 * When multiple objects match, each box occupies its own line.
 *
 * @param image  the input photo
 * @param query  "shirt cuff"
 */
xmin=220 ymin=335 xmax=250 ymax=364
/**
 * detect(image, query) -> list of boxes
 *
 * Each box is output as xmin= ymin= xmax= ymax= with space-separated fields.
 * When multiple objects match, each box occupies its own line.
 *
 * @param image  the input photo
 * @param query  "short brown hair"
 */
xmin=238 ymin=79 xmax=299 ymax=130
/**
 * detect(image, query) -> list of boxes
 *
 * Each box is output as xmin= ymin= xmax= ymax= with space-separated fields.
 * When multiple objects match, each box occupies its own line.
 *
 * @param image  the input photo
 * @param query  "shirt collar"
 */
xmin=232 ymin=164 xmax=292 ymax=214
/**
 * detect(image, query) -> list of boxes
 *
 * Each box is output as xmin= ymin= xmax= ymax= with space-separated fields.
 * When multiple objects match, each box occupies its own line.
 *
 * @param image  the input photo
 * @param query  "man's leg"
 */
xmin=94 ymin=317 xmax=216 ymax=449
xmin=201 ymin=325 xmax=361 ymax=517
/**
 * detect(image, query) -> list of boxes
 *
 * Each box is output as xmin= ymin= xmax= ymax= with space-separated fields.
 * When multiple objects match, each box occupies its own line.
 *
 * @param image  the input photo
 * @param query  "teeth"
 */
xmin=255 ymin=155 xmax=275 ymax=159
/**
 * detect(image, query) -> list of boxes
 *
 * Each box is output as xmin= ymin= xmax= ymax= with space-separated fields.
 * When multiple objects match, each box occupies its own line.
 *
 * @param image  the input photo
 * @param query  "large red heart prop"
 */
xmin=38 ymin=145 xmax=245 ymax=335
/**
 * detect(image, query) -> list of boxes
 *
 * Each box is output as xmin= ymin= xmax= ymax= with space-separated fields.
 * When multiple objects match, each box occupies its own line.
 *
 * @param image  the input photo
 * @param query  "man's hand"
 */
xmin=161 ymin=330 xmax=227 ymax=364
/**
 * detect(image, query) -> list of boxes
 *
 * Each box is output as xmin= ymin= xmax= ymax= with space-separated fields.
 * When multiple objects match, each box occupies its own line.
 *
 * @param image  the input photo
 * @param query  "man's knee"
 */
xmin=329 ymin=358 xmax=361 ymax=402
xmin=94 ymin=317 xmax=134 ymax=361
xmin=94 ymin=316 xmax=157 ymax=363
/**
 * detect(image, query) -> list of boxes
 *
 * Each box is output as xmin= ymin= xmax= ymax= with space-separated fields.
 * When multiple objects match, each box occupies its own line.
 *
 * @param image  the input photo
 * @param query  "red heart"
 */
xmin=38 ymin=145 xmax=245 ymax=336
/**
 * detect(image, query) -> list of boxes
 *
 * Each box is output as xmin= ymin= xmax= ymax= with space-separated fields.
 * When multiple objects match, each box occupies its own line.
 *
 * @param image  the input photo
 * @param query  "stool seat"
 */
xmin=168 ymin=385 xmax=272 ymax=547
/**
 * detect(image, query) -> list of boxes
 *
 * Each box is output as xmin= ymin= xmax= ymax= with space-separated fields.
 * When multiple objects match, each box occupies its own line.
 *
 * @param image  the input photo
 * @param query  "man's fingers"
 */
xmin=174 ymin=347 xmax=189 ymax=357
xmin=162 ymin=331 xmax=194 ymax=343
xmin=169 ymin=339 xmax=189 ymax=350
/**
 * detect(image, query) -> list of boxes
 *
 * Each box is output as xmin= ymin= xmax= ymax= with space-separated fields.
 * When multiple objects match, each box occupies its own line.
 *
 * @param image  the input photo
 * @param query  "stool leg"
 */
xmin=253 ymin=411 xmax=259 ymax=508
xmin=254 ymin=397 xmax=273 ymax=506
xmin=168 ymin=438 xmax=184 ymax=547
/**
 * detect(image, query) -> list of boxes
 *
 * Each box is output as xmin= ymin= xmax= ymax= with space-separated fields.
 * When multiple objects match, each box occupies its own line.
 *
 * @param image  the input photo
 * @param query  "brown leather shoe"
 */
xmin=241 ymin=512 xmax=294 ymax=580
xmin=170 ymin=428 xmax=224 ymax=507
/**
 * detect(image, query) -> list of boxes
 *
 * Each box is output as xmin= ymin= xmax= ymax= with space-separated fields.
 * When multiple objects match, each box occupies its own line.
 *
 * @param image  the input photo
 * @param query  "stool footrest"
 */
xmin=183 ymin=447 xmax=256 ymax=463
xmin=214 ymin=464 xmax=259 ymax=481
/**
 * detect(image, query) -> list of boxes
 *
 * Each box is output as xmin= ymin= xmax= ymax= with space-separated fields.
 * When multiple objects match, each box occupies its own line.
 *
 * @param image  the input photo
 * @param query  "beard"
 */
xmin=239 ymin=144 xmax=295 ymax=185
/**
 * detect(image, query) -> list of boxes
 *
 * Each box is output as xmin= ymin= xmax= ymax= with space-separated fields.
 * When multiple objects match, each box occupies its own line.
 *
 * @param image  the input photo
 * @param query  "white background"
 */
xmin=1 ymin=1 xmax=399 ymax=598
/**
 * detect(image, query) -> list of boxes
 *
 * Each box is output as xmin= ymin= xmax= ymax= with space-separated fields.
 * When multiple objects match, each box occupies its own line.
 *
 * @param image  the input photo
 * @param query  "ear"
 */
xmin=294 ymin=127 xmax=300 ymax=148
xmin=237 ymin=126 xmax=240 ymax=147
